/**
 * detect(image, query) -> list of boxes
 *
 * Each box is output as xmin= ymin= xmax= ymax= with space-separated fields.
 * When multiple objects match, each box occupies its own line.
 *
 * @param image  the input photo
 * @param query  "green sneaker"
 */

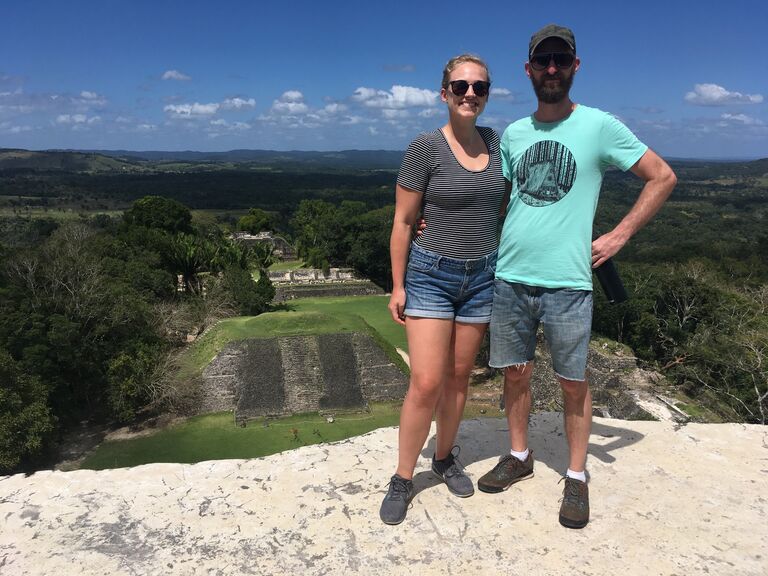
xmin=558 ymin=476 xmax=589 ymax=529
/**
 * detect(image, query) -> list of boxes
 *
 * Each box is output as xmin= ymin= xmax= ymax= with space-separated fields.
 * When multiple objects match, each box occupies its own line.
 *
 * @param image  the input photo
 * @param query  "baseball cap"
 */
xmin=529 ymin=24 xmax=576 ymax=57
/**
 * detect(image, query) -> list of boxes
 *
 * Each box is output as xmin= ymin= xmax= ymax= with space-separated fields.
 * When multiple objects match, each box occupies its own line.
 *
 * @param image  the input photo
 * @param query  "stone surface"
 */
xmin=2 ymin=414 xmax=766 ymax=575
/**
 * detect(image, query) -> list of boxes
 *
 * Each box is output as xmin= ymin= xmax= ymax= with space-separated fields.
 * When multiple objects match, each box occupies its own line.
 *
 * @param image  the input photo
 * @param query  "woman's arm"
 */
xmin=388 ymin=184 xmax=423 ymax=325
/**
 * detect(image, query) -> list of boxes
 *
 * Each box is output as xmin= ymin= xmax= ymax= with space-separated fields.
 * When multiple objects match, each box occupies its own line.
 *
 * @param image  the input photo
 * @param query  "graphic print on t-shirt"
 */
xmin=515 ymin=140 xmax=577 ymax=207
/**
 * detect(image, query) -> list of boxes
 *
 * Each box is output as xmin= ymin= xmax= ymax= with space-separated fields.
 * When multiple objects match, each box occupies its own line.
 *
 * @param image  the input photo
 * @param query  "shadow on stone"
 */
xmin=420 ymin=416 xmax=646 ymax=478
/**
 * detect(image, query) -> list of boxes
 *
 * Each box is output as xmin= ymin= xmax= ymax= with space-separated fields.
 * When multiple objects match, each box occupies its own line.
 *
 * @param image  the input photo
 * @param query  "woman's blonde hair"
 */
xmin=441 ymin=54 xmax=491 ymax=90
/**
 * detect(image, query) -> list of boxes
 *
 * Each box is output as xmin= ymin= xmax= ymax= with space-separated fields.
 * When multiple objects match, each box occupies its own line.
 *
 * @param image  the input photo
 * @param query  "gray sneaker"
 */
xmin=379 ymin=474 xmax=414 ymax=525
xmin=431 ymin=446 xmax=474 ymax=498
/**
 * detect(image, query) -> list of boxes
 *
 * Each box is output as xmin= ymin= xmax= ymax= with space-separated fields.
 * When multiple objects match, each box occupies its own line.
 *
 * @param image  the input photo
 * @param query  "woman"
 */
xmin=380 ymin=54 xmax=506 ymax=525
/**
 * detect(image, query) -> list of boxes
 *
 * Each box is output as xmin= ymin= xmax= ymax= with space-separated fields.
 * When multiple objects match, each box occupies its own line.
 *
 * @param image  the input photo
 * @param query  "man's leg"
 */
xmin=504 ymin=362 xmax=534 ymax=453
xmin=559 ymin=376 xmax=592 ymax=473
xmin=478 ymin=280 xmax=538 ymax=493
xmin=542 ymin=288 xmax=593 ymax=528
xmin=476 ymin=361 xmax=536 ymax=493
xmin=558 ymin=379 xmax=592 ymax=530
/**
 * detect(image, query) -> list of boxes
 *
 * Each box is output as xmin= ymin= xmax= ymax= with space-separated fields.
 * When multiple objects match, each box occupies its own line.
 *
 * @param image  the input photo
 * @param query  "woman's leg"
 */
xmin=434 ymin=322 xmax=488 ymax=460
xmin=395 ymin=317 xmax=454 ymax=479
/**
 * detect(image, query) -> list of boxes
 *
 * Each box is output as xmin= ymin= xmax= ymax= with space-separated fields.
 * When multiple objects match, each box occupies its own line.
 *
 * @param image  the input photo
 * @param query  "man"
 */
xmin=476 ymin=24 xmax=676 ymax=529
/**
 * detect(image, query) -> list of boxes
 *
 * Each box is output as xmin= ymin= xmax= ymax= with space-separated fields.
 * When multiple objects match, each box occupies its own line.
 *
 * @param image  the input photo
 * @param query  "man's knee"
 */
xmin=504 ymin=362 xmax=533 ymax=388
xmin=559 ymin=376 xmax=590 ymax=401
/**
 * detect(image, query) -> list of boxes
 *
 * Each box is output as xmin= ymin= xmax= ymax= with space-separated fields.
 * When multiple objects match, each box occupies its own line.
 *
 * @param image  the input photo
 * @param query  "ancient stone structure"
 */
xmin=268 ymin=267 xmax=362 ymax=284
xmin=201 ymin=332 xmax=408 ymax=422
xmin=231 ymin=231 xmax=295 ymax=259
xmin=273 ymin=281 xmax=384 ymax=302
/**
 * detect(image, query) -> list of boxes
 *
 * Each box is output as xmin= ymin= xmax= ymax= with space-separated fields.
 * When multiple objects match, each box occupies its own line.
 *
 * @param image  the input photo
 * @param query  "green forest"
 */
xmin=1 ymin=151 xmax=766 ymax=475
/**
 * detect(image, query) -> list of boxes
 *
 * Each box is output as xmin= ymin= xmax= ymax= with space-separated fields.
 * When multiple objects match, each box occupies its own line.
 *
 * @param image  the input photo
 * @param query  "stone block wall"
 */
xmin=273 ymin=282 xmax=384 ymax=302
xmin=201 ymin=332 xmax=408 ymax=421
xmin=278 ymin=336 xmax=325 ymax=414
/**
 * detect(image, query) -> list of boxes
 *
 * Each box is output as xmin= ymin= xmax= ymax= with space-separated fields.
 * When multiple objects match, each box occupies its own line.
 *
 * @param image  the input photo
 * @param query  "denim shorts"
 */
xmin=404 ymin=242 xmax=496 ymax=324
xmin=490 ymin=279 xmax=593 ymax=381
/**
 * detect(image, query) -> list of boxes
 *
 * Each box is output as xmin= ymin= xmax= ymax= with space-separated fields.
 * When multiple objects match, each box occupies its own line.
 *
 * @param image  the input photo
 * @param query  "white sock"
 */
xmin=566 ymin=468 xmax=587 ymax=482
xmin=510 ymin=448 xmax=529 ymax=462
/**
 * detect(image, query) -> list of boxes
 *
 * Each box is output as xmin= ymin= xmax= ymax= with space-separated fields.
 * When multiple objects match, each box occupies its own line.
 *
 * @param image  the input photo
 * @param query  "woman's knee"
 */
xmin=407 ymin=375 xmax=443 ymax=404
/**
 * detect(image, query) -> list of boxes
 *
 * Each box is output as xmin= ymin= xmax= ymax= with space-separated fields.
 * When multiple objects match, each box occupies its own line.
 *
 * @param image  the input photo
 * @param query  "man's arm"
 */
xmin=591 ymin=148 xmax=677 ymax=268
xmin=500 ymin=178 xmax=512 ymax=218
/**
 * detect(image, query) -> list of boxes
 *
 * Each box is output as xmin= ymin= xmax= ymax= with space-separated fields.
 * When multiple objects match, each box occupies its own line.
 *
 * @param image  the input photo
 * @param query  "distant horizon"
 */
xmin=2 ymin=1 xmax=767 ymax=159
xmin=4 ymin=146 xmax=765 ymax=164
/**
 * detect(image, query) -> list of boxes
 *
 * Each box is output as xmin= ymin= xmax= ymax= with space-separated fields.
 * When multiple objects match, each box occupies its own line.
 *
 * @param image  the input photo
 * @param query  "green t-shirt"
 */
xmin=497 ymin=105 xmax=647 ymax=290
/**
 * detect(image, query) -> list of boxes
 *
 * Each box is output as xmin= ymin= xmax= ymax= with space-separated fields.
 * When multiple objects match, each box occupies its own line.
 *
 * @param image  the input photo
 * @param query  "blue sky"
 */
xmin=2 ymin=0 xmax=766 ymax=158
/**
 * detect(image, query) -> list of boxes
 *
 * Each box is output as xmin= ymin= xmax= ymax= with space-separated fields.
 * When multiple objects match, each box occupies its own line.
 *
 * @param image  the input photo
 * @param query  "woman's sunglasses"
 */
xmin=529 ymin=52 xmax=576 ymax=71
xmin=448 ymin=80 xmax=491 ymax=97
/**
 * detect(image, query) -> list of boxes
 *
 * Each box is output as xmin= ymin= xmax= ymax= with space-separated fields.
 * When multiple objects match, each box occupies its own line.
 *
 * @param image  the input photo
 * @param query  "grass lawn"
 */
xmin=179 ymin=294 xmax=406 ymax=380
xmin=179 ymin=310 xmax=372 ymax=379
xmin=288 ymin=295 xmax=407 ymax=352
xmin=79 ymin=401 xmax=502 ymax=470
xmin=80 ymin=403 xmax=403 ymax=470
xmin=268 ymin=259 xmax=305 ymax=272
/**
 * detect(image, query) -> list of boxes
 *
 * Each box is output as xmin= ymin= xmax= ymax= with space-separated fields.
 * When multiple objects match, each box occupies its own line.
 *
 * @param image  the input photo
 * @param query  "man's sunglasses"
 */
xmin=448 ymin=80 xmax=491 ymax=97
xmin=529 ymin=52 xmax=576 ymax=71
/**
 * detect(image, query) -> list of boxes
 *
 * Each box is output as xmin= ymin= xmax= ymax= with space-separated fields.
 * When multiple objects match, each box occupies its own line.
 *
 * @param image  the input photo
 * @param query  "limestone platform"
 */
xmin=1 ymin=414 xmax=766 ymax=575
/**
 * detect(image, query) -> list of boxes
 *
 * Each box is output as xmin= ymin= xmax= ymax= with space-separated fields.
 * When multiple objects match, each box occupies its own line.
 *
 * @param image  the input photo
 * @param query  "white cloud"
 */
xmin=6 ymin=124 xmax=33 ymax=133
xmin=352 ymin=85 xmax=438 ymax=109
xmin=490 ymin=87 xmax=519 ymax=103
xmin=209 ymin=119 xmax=251 ymax=130
xmin=56 ymin=114 xmax=87 ymax=124
xmin=70 ymin=91 xmax=107 ymax=110
xmin=684 ymin=83 xmax=763 ymax=106
xmin=281 ymin=90 xmax=304 ymax=102
xmin=322 ymin=103 xmax=347 ymax=115
xmin=271 ymin=91 xmax=309 ymax=115
xmin=164 ymin=102 xmax=220 ymax=117
xmin=272 ymin=101 xmax=308 ymax=114
xmin=162 ymin=70 xmax=191 ymax=81
xmin=719 ymin=113 xmax=764 ymax=127
xmin=220 ymin=97 xmax=256 ymax=110
xmin=0 ymin=103 xmax=34 ymax=116
xmin=56 ymin=114 xmax=100 ymax=129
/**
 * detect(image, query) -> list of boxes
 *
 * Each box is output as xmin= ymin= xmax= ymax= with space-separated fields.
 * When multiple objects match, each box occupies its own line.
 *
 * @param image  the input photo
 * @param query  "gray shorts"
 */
xmin=489 ymin=279 xmax=592 ymax=381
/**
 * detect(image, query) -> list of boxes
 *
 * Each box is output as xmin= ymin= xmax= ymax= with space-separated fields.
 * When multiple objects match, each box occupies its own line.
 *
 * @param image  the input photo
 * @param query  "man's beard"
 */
xmin=531 ymin=72 xmax=574 ymax=104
